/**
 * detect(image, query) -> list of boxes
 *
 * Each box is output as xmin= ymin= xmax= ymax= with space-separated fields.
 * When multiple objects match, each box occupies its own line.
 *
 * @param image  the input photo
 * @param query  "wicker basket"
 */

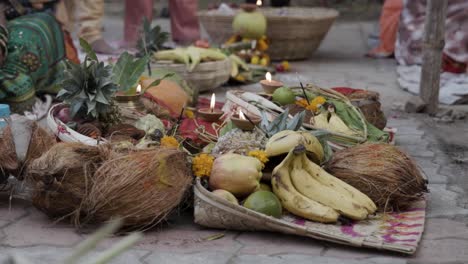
xmin=47 ymin=104 xmax=106 ymax=146
xmin=194 ymin=178 xmax=426 ymax=254
xmin=152 ymin=58 xmax=231 ymax=93
xmin=198 ymin=7 xmax=339 ymax=61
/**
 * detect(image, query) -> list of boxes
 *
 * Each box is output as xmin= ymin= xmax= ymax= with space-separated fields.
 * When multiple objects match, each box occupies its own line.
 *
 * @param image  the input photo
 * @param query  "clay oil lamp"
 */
xmin=231 ymin=109 xmax=261 ymax=131
xmin=197 ymin=93 xmax=224 ymax=122
xmin=260 ymin=72 xmax=284 ymax=94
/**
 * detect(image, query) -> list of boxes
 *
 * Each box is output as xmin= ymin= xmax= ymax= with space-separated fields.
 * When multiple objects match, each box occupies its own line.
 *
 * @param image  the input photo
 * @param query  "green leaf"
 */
xmin=112 ymin=52 xmax=149 ymax=92
xmin=79 ymin=38 xmax=98 ymax=61
xmin=287 ymin=111 xmax=305 ymax=131
xmin=70 ymin=100 xmax=84 ymax=118
xmin=147 ymin=73 xmax=175 ymax=88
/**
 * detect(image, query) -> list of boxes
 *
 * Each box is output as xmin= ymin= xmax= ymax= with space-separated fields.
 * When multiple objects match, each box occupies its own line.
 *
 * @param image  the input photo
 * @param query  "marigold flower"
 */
xmin=248 ymin=150 xmax=269 ymax=167
xmin=184 ymin=109 xmax=195 ymax=119
xmin=295 ymin=96 xmax=326 ymax=113
xmin=160 ymin=136 xmax=179 ymax=148
xmin=192 ymin=153 xmax=215 ymax=177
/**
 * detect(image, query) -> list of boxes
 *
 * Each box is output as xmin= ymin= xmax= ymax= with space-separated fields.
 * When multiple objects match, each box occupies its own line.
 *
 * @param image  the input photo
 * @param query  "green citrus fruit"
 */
xmin=243 ymin=191 xmax=282 ymax=218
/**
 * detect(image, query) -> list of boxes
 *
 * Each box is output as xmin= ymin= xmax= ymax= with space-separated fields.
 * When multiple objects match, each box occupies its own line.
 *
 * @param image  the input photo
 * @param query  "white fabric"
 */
xmin=397 ymin=65 xmax=468 ymax=105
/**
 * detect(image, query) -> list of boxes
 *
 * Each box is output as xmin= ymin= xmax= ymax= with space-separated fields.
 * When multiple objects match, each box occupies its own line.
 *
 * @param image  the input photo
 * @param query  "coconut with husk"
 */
xmin=0 ymin=126 xmax=19 ymax=183
xmin=325 ymin=143 xmax=428 ymax=211
xmin=26 ymin=143 xmax=112 ymax=219
xmin=80 ymin=148 xmax=192 ymax=229
xmin=26 ymin=142 xmax=192 ymax=230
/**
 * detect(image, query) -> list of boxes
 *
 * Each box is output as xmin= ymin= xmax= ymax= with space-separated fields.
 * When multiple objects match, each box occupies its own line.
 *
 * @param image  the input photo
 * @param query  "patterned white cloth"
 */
xmin=397 ymin=65 xmax=468 ymax=104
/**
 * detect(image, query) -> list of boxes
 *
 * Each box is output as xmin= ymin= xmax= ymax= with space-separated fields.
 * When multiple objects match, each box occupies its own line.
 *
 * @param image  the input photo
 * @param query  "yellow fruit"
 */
xmin=260 ymin=56 xmax=270 ymax=66
xmin=271 ymin=150 xmax=339 ymax=223
xmin=212 ymin=189 xmax=239 ymax=205
xmin=251 ymin=56 xmax=260 ymax=65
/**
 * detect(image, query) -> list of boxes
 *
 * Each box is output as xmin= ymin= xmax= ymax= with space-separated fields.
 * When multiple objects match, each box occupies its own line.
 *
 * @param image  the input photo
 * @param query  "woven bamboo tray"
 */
xmin=198 ymin=7 xmax=339 ymax=60
xmin=194 ymin=178 xmax=426 ymax=254
xmin=152 ymin=58 xmax=231 ymax=93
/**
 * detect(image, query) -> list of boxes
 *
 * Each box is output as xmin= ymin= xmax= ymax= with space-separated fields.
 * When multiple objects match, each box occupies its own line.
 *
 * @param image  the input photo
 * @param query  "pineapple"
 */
xmin=212 ymin=109 xmax=305 ymax=155
xmin=57 ymin=54 xmax=120 ymax=123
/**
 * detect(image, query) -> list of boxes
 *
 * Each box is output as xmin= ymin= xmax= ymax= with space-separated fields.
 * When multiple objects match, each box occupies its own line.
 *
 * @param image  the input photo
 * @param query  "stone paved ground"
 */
xmin=1 ymin=10 xmax=468 ymax=264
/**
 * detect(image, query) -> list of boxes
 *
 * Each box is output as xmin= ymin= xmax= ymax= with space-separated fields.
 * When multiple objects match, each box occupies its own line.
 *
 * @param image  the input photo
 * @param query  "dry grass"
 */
xmin=326 ymin=143 xmax=428 ymax=211
xmin=0 ymin=126 xmax=19 ymax=180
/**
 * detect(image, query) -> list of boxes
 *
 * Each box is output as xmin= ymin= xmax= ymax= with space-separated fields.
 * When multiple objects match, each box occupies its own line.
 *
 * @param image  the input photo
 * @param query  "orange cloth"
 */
xmin=64 ymin=31 xmax=80 ymax=64
xmin=369 ymin=0 xmax=403 ymax=56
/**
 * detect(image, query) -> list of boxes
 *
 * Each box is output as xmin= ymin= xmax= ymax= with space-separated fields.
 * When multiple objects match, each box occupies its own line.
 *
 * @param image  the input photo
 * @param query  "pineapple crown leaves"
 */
xmin=260 ymin=109 xmax=305 ymax=137
xmin=58 ymin=57 xmax=118 ymax=119
xmin=136 ymin=17 xmax=170 ymax=57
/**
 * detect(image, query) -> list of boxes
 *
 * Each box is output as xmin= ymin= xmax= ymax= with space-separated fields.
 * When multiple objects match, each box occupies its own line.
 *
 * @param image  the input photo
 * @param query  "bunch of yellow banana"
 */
xmin=267 ymin=131 xmax=376 ymax=223
xmin=310 ymin=105 xmax=361 ymax=138
xmin=153 ymin=46 xmax=227 ymax=72
xmin=265 ymin=130 xmax=324 ymax=164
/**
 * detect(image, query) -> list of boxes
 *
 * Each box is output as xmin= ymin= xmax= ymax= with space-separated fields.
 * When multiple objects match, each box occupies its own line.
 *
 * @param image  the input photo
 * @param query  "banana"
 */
xmin=310 ymin=108 xmax=361 ymax=137
xmin=229 ymin=54 xmax=250 ymax=71
xmin=272 ymin=150 xmax=339 ymax=223
xmin=153 ymin=49 xmax=189 ymax=67
xmin=230 ymin=59 xmax=239 ymax=78
xmin=301 ymin=153 xmax=377 ymax=214
xmin=290 ymin=153 xmax=369 ymax=220
xmin=198 ymin=48 xmax=227 ymax=61
xmin=186 ymin=46 xmax=201 ymax=72
xmin=265 ymin=130 xmax=324 ymax=164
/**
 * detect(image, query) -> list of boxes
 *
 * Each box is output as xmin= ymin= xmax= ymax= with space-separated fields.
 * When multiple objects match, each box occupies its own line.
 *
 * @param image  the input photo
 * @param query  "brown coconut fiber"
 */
xmin=81 ymin=148 xmax=192 ymax=230
xmin=0 ymin=126 xmax=19 ymax=182
xmin=26 ymin=143 xmax=111 ymax=220
xmin=326 ymin=143 xmax=428 ymax=211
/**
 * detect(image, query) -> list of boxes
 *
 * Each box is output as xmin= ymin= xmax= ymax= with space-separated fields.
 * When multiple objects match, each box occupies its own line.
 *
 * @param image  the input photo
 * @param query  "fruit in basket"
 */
xmin=233 ymin=5 xmax=267 ymax=39
xmin=272 ymin=149 xmax=339 ymax=223
xmin=265 ymin=130 xmax=324 ymax=164
xmin=272 ymin=146 xmax=377 ymax=222
xmin=243 ymin=191 xmax=282 ymax=218
xmin=209 ymin=153 xmax=263 ymax=197
xmin=311 ymin=104 xmax=361 ymax=137
xmin=57 ymin=107 xmax=71 ymax=123
xmin=272 ymin=87 xmax=296 ymax=106
xmin=212 ymin=189 xmax=239 ymax=205
xmin=154 ymin=47 xmax=227 ymax=72
xmin=290 ymin=150 xmax=374 ymax=220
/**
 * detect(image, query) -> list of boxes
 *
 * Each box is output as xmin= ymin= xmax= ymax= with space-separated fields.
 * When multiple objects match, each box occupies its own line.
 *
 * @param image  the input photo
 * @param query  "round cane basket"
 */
xmin=152 ymin=58 xmax=231 ymax=93
xmin=198 ymin=7 xmax=339 ymax=60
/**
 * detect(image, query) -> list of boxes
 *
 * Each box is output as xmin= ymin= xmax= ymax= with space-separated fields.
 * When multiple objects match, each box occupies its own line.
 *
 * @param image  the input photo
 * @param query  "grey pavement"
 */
xmin=1 ymin=9 xmax=468 ymax=264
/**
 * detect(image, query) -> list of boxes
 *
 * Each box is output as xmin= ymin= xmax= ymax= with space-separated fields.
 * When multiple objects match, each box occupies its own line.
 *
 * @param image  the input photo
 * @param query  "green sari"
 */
xmin=0 ymin=12 xmax=67 ymax=112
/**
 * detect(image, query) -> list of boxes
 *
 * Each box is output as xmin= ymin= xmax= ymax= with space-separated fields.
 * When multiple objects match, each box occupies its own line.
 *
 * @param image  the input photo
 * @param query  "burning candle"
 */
xmin=260 ymin=72 xmax=284 ymax=94
xmin=136 ymin=84 xmax=142 ymax=95
xmin=231 ymin=109 xmax=260 ymax=131
xmin=210 ymin=93 xmax=216 ymax=113
xmin=256 ymin=0 xmax=262 ymax=6
xmin=197 ymin=93 xmax=224 ymax=122
xmin=239 ymin=109 xmax=246 ymax=120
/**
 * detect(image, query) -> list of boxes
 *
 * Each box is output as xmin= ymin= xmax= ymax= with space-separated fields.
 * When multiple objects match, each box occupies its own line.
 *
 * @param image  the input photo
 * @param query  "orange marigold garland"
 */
xmin=192 ymin=153 xmax=215 ymax=177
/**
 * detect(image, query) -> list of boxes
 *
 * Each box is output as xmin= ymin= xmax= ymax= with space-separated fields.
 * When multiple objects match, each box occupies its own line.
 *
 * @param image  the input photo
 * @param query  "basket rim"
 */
xmin=197 ymin=7 xmax=339 ymax=21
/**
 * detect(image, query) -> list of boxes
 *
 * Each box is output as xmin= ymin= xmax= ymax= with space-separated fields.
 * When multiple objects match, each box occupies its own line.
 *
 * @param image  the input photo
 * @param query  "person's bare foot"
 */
xmin=91 ymin=38 xmax=119 ymax=55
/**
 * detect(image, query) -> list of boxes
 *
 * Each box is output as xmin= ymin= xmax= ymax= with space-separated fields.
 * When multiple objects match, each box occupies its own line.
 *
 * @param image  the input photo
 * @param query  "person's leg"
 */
xmin=169 ymin=0 xmax=200 ymax=44
xmin=124 ymin=0 xmax=154 ymax=48
xmin=367 ymin=0 xmax=403 ymax=58
xmin=77 ymin=0 xmax=117 ymax=54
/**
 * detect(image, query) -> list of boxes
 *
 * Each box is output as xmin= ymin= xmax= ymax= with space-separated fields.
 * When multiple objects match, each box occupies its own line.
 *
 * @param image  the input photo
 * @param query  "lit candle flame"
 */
xmin=210 ymin=93 xmax=216 ymax=112
xmin=239 ymin=109 xmax=246 ymax=120
xmin=136 ymin=84 xmax=142 ymax=94
xmin=256 ymin=0 xmax=262 ymax=6
xmin=266 ymin=72 xmax=272 ymax=82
